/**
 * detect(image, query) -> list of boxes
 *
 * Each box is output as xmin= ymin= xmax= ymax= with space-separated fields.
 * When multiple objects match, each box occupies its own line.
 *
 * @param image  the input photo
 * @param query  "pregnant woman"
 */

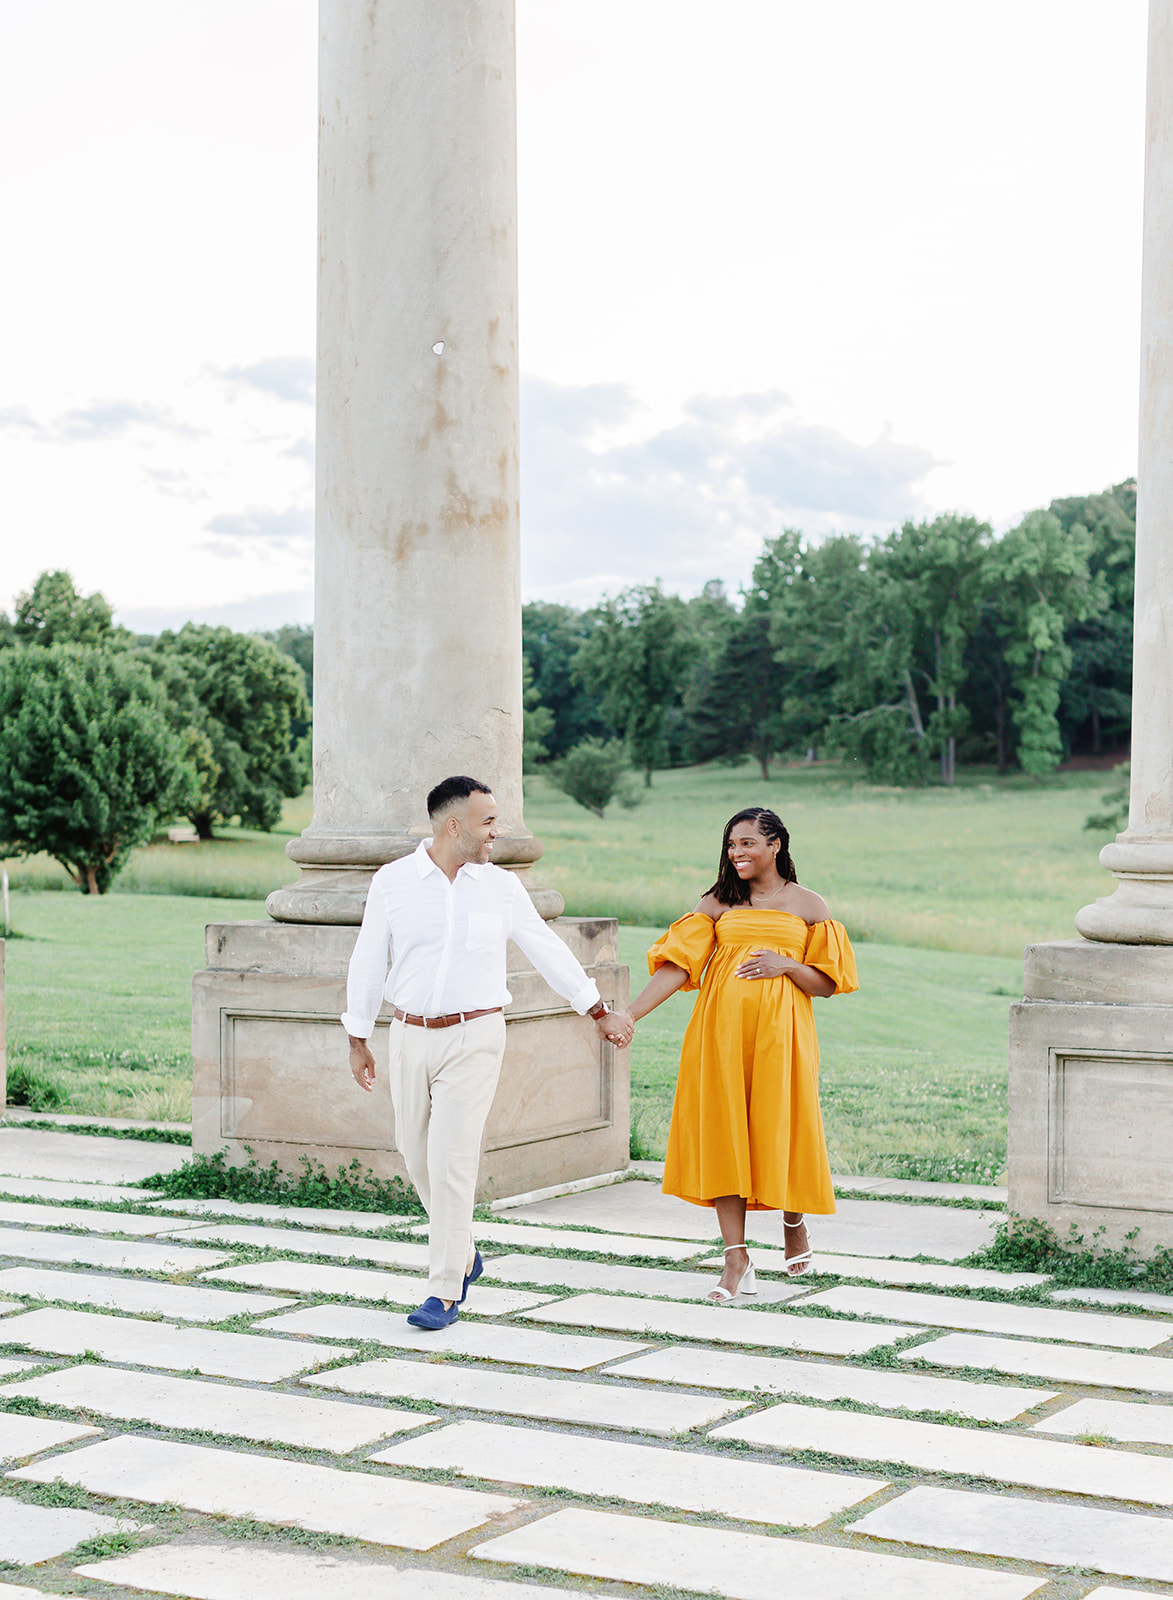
xmin=627 ymin=806 xmax=857 ymax=1300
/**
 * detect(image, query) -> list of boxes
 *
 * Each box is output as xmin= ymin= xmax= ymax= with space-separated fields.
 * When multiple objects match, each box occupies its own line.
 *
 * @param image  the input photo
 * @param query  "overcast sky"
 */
xmin=0 ymin=1 xmax=1148 ymax=631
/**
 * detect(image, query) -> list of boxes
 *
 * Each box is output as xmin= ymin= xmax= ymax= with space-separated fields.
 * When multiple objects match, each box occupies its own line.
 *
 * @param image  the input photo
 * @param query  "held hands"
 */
xmin=349 ymin=1036 xmax=376 ymax=1092
xmin=594 ymin=1007 xmax=635 ymax=1049
xmin=735 ymin=949 xmax=791 ymax=981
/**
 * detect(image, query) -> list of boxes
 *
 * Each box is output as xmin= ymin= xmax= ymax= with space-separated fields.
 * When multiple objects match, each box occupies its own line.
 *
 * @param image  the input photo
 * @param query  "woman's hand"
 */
xmin=735 ymin=949 xmax=791 ymax=981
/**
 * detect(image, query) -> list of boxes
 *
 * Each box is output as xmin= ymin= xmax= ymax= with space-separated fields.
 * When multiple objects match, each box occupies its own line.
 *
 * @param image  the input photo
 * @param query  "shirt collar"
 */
xmin=415 ymin=838 xmax=486 ymax=880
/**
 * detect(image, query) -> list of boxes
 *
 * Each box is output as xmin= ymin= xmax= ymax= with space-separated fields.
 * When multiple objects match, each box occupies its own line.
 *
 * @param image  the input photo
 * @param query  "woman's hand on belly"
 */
xmin=734 ymin=949 xmax=791 ymax=981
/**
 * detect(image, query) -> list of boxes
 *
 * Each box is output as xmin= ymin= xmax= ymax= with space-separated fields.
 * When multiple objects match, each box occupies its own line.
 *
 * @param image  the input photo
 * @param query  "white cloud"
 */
xmin=520 ymin=377 xmax=938 ymax=602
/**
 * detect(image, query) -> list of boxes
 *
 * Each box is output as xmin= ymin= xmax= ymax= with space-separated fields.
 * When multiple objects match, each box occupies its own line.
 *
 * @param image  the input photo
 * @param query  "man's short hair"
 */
xmin=427 ymin=775 xmax=492 ymax=821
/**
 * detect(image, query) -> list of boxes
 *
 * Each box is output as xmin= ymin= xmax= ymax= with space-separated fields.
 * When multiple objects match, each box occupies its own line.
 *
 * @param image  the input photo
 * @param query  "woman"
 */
xmin=626 ymin=807 xmax=857 ymax=1300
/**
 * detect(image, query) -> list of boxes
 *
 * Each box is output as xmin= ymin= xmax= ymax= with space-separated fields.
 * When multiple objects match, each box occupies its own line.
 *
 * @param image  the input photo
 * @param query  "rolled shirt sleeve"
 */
xmin=341 ymin=881 xmax=394 ymax=1038
xmin=507 ymin=877 xmax=601 ymax=1015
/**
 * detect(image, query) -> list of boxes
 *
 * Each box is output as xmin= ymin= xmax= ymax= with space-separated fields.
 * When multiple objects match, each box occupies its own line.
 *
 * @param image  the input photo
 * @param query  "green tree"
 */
xmin=151 ymin=624 xmax=310 ymax=838
xmin=574 ymin=583 xmax=693 ymax=785
xmin=522 ymin=657 xmax=554 ymax=773
xmin=986 ymin=510 xmax=1107 ymax=775
xmin=0 ymin=646 xmax=194 ymax=893
xmin=879 ymin=514 xmax=991 ymax=785
xmin=265 ymin=622 xmax=314 ymax=707
xmin=521 ymin=602 xmax=607 ymax=760
xmin=13 ymin=569 xmax=121 ymax=648
xmin=1052 ymin=480 xmax=1135 ymax=756
xmin=688 ymin=611 xmax=784 ymax=779
xmin=548 ymin=738 xmax=639 ymax=818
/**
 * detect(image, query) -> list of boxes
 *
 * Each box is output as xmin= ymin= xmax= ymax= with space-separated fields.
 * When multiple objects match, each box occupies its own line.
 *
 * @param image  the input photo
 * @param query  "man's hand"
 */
xmin=595 ymin=1007 xmax=634 ymax=1049
xmin=349 ymin=1035 xmax=376 ymax=1092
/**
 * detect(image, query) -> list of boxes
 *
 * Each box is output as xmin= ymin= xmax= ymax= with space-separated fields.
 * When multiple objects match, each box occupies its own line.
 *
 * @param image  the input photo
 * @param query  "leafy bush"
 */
xmin=143 ymin=1149 xmax=425 ymax=1214
xmin=547 ymin=738 xmax=642 ymax=819
xmin=0 ymin=645 xmax=194 ymax=893
xmin=970 ymin=1212 xmax=1173 ymax=1292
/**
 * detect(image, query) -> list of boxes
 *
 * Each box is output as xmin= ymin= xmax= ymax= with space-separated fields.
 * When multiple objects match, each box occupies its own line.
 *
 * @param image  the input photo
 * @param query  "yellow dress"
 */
xmin=649 ymin=909 xmax=858 ymax=1214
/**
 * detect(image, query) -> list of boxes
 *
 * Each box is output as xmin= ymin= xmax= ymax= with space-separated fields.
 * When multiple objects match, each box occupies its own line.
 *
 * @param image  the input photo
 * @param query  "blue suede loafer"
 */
xmin=406 ymin=1296 xmax=459 ymax=1330
xmin=460 ymin=1248 xmax=484 ymax=1305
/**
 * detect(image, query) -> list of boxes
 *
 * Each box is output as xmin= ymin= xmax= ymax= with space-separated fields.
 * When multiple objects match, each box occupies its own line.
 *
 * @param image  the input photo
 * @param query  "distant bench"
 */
xmin=167 ymin=827 xmax=200 ymax=844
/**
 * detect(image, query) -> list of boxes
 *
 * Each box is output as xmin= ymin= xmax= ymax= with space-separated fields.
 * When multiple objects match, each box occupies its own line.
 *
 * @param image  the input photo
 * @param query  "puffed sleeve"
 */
xmin=647 ymin=913 xmax=717 ymax=992
xmin=803 ymin=918 xmax=859 ymax=995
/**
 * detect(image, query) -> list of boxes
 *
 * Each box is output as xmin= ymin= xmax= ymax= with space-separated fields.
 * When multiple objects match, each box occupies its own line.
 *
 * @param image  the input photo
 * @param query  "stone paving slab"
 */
xmin=263 ymin=1304 xmax=646 ymax=1369
xmin=471 ymin=1505 xmax=1045 ymax=1599
xmin=0 ymin=1412 xmax=101 ymax=1461
xmin=803 ymin=1285 xmax=1172 ymax=1349
xmin=0 ymin=1584 xmax=54 ymax=1598
xmin=307 ymin=1355 xmax=747 ymax=1435
xmin=903 ymin=1331 xmax=1173 ymax=1394
xmin=1032 ymin=1396 xmax=1173 ymax=1447
xmin=521 ymin=1291 xmax=916 ymax=1355
xmin=0 ymin=1177 xmax=159 ymax=1205
xmin=10 ymin=1435 xmax=524 ymax=1550
xmin=833 ymin=1176 xmax=1008 ymax=1204
xmin=607 ymin=1346 xmax=1056 ymax=1423
xmin=701 ymin=1251 xmax=1048 ymax=1293
xmin=148 ymin=1198 xmax=420 ymax=1230
xmin=0 ymin=1496 xmax=147 ymax=1564
xmin=503 ymin=1184 xmax=1001 ymax=1262
xmin=374 ymin=1417 xmax=887 ymax=1525
xmin=76 ymin=1543 xmax=581 ymax=1598
xmin=0 ymin=1129 xmax=188 ymax=1184
xmin=1082 ymin=1591 xmax=1166 ymax=1599
xmin=0 ymin=1228 xmax=232 ymax=1274
xmin=712 ymin=1400 xmax=1173 ymax=1505
xmin=848 ymin=1484 xmax=1173 ymax=1584
xmin=0 ymin=1299 xmax=21 ymax=1318
xmin=167 ymin=1223 xmax=431 ymax=1269
xmin=1051 ymin=1285 xmax=1173 ymax=1314
xmin=484 ymin=1251 xmax=805 ymax=1304
xmin=0 ymin=1265 xmax=296 ymax=1322
xmin=0 ymin=1307 xmax=350 ymax=1382
xmin=166 ymin=1222 xmax=431 ymax=1268
xmin=411 ymin=1218 xmax=707 ymax=1261
xmin=7 ymin=1364 xmax=437 ymax=1453
xmin=201 ymin=1260 xmax=553 ymax=1315
xmin=0 ymin=1200 xmax=203 ymax=1236
xmin=0 ymin=1356 xmax=40 ymax=1378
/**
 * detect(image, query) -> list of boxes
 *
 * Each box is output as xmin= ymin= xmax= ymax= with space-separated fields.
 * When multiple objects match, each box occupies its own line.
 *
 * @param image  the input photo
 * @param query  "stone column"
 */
xmin=1007 ymin=0 xmax=1173 ymax=1252
xmin=191 ymin=0 xmax=629 ymax=1196
xmin=267 ymin=0 xmax=547 ymax=925
xmin=1075 ymin=0 xmax=1173 ymax=943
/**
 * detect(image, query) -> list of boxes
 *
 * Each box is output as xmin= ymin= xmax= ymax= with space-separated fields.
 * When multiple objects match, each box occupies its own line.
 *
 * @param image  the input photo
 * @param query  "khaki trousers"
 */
xmin=387 ymin=1011 xmax=506 ymax=1302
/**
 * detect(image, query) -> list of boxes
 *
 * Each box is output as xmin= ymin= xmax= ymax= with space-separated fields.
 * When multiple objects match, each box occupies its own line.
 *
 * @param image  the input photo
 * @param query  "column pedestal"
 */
xmin=193 ymin=917 xmax=630 ymax=1201
xmin=1008 ymin=940 xmax=1173 ymax=1250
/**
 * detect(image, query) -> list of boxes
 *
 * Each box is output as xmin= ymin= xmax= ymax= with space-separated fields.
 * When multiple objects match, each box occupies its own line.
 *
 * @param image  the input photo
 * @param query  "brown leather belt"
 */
xmin=392 ymin=1006 xmax=503 ymax=1030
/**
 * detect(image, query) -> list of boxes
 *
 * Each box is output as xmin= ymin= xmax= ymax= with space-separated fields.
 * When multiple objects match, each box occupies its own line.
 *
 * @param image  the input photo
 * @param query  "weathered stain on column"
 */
xmin=268 ymin=0 xmax=552 ymax=924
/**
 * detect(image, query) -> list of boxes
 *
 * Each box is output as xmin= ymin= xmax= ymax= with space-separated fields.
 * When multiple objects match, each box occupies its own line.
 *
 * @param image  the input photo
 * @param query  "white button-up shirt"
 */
xmin=341 ymin=839 xmax=602 ymax=1037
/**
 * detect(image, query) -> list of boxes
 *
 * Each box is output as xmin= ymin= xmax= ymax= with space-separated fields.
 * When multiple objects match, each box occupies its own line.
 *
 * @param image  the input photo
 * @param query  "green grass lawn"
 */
xmin=0 ymin=760 xmax=1118 ymax=1176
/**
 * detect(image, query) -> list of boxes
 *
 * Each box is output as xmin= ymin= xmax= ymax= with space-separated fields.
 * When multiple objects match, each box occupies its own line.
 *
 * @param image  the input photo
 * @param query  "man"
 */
xmin=344 ymin=775 xmax=632 ymax=1329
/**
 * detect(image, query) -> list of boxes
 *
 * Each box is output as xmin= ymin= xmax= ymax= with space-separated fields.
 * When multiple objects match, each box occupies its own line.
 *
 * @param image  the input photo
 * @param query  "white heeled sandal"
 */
xmin=708 ymin=1243 xmax=756 ymax=1302
xmin=784 ymin=1215 xmax=813 ymax=1277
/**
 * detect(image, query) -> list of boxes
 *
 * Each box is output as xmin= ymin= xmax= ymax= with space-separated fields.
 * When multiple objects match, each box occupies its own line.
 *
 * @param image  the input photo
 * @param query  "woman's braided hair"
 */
xmin=708 ymin=807 xmax=798 ymax=905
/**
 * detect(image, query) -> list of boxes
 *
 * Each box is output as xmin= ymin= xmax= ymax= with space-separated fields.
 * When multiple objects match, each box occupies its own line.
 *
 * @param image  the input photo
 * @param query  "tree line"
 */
xmin=0 ymin=572 xmax=311 ymax=892
xmin=0 ymin=475 xmax=1134 ymax=886
xmin=524 ymin=479 xmax=1134 ymax=799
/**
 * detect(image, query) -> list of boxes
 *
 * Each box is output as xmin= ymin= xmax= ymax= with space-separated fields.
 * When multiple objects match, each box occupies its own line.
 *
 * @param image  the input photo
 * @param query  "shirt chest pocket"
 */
xmin=466 ymin=912 xmax=504 ymax=952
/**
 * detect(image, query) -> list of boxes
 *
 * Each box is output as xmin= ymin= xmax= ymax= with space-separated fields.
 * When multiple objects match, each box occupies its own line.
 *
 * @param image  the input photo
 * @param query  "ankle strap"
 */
xmin=722 ymin=1243 xmax=749 ymax=1253
xmin=783 ymin=1217 xmax=806 ymax=1227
